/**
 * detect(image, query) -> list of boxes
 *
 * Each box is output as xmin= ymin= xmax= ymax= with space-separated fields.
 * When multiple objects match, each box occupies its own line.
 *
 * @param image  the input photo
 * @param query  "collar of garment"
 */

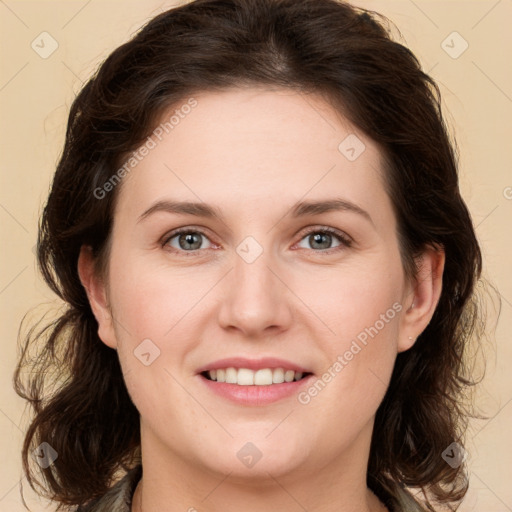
xmin=75 ymin=464 xmax=425 ymax=512
xmin=75 ymin=465 xmax=141 ymax=512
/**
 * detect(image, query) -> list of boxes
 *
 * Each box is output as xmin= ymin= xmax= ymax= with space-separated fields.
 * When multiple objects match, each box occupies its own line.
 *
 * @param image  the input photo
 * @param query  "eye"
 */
xmin=161 ymin=226 xmax=352 ymax=256
xmin=295 ymin=227 xmax=352 ymax=253
xmin=163 ymin=229 xmax=214 ymax=253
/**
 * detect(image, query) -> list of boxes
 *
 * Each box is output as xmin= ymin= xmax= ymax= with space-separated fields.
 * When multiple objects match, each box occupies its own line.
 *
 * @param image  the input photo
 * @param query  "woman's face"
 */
xmin=83 ymin=87 xmax=438 ymax=482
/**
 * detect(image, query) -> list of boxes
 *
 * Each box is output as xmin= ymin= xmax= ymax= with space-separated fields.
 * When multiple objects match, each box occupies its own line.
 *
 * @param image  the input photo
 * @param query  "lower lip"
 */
xmin=198 ymin=374 xmax=314 ymax=406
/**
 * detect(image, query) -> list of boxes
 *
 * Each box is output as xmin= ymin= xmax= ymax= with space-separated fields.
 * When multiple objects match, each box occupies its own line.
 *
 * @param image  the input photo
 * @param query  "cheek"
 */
xmin=108 ymin=257 xmax=205 ymax=430
xmin=295 ymin=255 xmax=403 ymax=345
xmin=107 ymin=248 xmax=213 ymax=343
xmin=297 ymin=258 xmax=403 ymax=408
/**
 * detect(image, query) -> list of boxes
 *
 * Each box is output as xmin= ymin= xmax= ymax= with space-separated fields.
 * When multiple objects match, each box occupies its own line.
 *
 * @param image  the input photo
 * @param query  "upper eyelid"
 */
xmin=162 ymin=225 xmax=351 ymax=249
xmin=295 ymin=225 xmax=352 ymax=242
xmin=162 ymin=226 xmax=216 ymax=245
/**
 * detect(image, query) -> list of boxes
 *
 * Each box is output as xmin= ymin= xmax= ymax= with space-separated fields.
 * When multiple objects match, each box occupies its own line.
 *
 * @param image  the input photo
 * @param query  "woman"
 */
xmin=14 ymin=0 xmax=486 ymax=510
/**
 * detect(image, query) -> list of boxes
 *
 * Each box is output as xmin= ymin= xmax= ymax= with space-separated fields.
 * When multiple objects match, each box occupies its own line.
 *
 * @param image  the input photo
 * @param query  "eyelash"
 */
xmin=161 ymin=226 xmax=353 ymax=257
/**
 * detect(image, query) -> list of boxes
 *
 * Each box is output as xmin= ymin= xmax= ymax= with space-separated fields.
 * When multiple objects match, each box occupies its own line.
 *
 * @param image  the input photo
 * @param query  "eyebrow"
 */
xmin=138 ymin=200 xmax=224 ymax=223
xmin=137 ymin=198 xmax=374 ymax=226
xmin=290 ymin=198 xmax=373 ymax=225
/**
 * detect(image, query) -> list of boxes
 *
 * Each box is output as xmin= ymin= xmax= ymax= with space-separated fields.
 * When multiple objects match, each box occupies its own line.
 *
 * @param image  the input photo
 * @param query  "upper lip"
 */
xmin=196 ymin=357 xmax=312 ymax=374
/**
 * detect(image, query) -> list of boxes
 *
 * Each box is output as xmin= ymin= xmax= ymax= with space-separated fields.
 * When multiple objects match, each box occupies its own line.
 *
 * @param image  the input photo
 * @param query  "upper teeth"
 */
xmin=207 ymin=368 xmax=304 ymax=385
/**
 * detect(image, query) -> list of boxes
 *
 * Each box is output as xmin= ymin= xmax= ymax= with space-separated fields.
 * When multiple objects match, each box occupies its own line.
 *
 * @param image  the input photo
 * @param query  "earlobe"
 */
xmin=77 ymin=245 xmax=118 ymax=349
xmin=398 ymin=245 xmax=445 ymax=353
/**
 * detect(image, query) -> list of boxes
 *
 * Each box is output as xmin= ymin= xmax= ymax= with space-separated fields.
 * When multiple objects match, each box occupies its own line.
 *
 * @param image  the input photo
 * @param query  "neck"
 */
xmin=133 ymin=478 xmax=387 ymax=512
xmin=132 ymin=420 xmax=388 ymax=512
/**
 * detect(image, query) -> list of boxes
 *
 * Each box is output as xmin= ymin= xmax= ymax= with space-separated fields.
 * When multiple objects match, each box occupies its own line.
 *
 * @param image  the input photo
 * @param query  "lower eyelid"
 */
xmin=295 ymin=229 xmax=351 ymax=251
xmin=162 ymin=228 xmax=351 ymax=253
xmin=163 ymin=230 xmax=214 ymax=251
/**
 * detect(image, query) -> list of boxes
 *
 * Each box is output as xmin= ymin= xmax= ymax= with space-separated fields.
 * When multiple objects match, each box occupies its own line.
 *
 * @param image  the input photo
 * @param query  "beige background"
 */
xmin=1 ymin=1 xmax=511 ymax=510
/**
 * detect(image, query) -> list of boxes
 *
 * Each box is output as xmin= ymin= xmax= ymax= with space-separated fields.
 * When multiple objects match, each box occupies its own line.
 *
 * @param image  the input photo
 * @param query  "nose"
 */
xmin=217 ymin=246 xmax=293 ymax=338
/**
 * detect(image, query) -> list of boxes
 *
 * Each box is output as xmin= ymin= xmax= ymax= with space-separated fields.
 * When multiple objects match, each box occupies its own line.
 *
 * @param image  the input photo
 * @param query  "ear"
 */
xmin=398 ymin=245 xmax=445 ymax=353
xmin=77 ymin=245 xmax=118 ymax=349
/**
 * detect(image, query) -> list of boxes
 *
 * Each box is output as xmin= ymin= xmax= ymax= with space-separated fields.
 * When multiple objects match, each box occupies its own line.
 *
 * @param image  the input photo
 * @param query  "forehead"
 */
xmin=114 ymin=87 xmax=391 ymax=224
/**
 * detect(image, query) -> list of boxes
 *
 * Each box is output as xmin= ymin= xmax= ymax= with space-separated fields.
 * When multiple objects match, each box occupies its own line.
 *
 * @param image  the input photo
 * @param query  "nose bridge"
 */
xmin=234 ymin=246 xmax=274 ymax=296
xmin=218 ymin=237 xmax=291 ymax=335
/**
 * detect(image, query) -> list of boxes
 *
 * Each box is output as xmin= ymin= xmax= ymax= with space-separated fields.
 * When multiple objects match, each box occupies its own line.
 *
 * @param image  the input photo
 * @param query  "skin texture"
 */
xmin=78 ymin=87 xmax=445 ymax=512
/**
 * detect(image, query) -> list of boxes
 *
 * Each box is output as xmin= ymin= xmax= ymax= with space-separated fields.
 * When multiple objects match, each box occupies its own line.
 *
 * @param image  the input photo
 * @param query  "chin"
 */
xmin=202 ymin=438 xmax=308 ymax=481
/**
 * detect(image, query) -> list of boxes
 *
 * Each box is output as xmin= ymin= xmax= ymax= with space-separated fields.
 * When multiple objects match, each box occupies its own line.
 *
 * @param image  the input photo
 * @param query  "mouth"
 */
xmin=196 ymin=357 xmax=315 ymax=405
xmin=200 ymin=367 xmax=313 ymax=386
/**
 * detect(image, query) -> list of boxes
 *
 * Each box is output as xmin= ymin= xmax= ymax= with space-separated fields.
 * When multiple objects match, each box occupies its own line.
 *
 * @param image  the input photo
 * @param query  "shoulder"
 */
xmin=394 ymin=485 xmax=429 ymax=512
xmin=74 ymin=465 xmax=423 ymax=512
xmin=76 ymin=465 xmax=142 ymax=512
xmin=375 ymin=482 xmax=429 ymax=512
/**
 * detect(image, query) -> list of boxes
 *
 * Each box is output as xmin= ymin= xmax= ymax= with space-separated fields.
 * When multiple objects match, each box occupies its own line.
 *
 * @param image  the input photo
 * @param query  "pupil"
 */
xmin=180 ymin=232 xmax=201 ymax=250
xmin=311 ymin=232 xmax=330 ymax=249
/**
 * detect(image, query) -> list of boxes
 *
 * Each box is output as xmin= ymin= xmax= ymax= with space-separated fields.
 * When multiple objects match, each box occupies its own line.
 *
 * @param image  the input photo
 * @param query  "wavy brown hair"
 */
xmin=15 ymin=0 xmax=489 ymax=510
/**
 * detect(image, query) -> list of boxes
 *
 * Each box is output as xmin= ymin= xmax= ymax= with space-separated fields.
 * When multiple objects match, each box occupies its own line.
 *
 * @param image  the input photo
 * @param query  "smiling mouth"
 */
xmin=200 ymin=367 xmax=313 ymax=386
